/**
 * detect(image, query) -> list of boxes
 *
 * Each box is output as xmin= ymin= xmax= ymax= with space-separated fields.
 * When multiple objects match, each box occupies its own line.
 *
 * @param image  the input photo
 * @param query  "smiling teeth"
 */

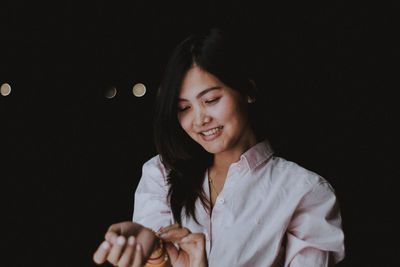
xmin=202 ymin=127 xmax=222 ymax=136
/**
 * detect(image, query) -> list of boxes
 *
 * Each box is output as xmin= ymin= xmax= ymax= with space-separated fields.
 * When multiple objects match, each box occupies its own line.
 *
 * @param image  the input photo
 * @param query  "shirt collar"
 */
xmin=240 ymin=139 xmax=274 ymax=170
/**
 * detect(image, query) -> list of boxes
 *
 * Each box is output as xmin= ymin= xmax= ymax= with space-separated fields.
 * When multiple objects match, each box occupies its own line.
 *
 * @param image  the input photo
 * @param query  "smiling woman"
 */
xmin=153 ymin=29 xmax=261 ymax=225
xmin=93 ymin=28 xmax=345 ymax=267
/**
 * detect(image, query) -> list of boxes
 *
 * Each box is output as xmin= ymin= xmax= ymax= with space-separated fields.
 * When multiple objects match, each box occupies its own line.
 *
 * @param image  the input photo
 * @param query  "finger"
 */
xmin=161 ymin=226 xmax=190 ymax=237
xmin=132 ymin=244 xmax=143 ymax=267
xmin=118 ymin=236 xmax=135 ymax=267
xmin=93 ymin=241 xmax=111 ymax=265
xmin=106 ymin=223 xmax=125 ymax=243
xmin=106 ymin=222 xmax=143 ymax=244
xmin=160 ymin=227 xmax=191 ymax=242
xmin=159 ymin=223 xmax=180 ymax=233
xmin=105 ymin=230 xmax=119 ymax=244
xmin=107 ymin=235 xmax=126 ymax=265
xmin=164 ymin=242 xmax=179 ymax=265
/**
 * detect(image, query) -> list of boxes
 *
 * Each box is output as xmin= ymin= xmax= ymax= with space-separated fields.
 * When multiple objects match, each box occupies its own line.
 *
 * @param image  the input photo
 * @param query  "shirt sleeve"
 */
xmin=132 ymin=155 xmax=173 ymax=232
xmin=284 ymin=181 xmax=345 ymax=267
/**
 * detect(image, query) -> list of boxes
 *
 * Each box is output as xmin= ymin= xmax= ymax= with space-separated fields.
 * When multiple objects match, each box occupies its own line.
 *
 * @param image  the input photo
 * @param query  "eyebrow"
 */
xmin=178 ymin=86 xmax=222 ymax=102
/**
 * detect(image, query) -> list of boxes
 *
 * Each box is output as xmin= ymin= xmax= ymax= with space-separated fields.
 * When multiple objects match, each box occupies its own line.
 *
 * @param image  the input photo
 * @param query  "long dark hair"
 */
xmin=153 ymin=28 xmax=263 ymax=225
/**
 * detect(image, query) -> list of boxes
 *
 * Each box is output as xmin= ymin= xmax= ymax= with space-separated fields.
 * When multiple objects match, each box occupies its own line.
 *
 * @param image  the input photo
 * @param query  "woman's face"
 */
xmin=177 ymin=66 xmax=256 ymax=156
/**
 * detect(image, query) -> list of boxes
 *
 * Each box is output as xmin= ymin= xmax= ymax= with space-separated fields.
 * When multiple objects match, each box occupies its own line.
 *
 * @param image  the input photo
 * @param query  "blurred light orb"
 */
xmin=132 ymin=83 xmax=146 ymax=97
xmin=1 ymin=83 xmax=11 ymax=96
xmin=105 ymin=86 xmax=117 ymax=99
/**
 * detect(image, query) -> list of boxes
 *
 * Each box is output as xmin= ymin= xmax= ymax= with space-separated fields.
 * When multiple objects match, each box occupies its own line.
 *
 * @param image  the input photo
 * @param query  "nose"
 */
xmin=193 ymin=108 xmax=211 ymax=127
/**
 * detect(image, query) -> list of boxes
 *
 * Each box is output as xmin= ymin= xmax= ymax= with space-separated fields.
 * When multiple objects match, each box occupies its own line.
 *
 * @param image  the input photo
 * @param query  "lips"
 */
xmin=200 ymin=126 xmax=223 ymax=136
xmin=199 ymin=126 xmax=223 ymax=141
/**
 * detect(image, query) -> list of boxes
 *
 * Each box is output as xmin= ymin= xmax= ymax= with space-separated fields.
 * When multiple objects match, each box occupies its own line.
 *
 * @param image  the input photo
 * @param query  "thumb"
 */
xmin=165 ymin=242 xmax=178 ymax=264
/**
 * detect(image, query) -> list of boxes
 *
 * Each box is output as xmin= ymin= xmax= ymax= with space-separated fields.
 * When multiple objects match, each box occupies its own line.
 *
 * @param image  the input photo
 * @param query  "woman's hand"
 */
xmin=93 ymin=221 xmax=158 ymax=266
xmin=160 ymin=224 xmax=207 ymax=267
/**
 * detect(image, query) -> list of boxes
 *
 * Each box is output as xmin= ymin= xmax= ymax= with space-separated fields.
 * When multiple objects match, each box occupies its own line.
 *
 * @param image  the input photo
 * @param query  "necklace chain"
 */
xmin=208 ymin=175 xmax=219 ymax=196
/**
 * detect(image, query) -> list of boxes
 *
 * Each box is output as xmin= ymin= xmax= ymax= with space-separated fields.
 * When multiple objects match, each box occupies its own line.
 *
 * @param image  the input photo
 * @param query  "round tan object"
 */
xmin=1 ymin=83 xmax=11 ymax=96
xmin=105 ymin=86 xmax=117 ymax=99
xmin=132 ymin=83 xmax=146 ymax=97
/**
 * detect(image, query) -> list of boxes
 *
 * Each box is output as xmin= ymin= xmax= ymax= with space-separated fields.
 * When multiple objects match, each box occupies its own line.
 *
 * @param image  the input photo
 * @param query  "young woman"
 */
xmin=93 ymin=28 xmax=345 ymax=267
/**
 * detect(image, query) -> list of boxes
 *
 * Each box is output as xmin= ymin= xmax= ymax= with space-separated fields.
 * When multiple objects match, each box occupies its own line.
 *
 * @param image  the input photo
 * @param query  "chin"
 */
xmin=202 ymin=147 xmax=220 ymax=154
xmin=199 ymin=141 xmax=226 ymax=154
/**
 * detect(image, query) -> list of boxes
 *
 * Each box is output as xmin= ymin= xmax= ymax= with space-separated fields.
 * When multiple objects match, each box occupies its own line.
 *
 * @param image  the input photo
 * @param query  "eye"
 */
xmin=206 ymin=97 xmax=220 ymax=104
xmin=178 ymin=106 xmax=190 ymax=112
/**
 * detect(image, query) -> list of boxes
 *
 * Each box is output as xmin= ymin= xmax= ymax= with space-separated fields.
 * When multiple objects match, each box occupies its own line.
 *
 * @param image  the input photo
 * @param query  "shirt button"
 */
xmin=217 ymin=198 xmax=225 ymax=204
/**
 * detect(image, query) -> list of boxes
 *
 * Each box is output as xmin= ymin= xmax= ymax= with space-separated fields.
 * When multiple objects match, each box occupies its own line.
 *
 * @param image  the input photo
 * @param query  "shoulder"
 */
xmin=140 ymin=154 xmax=169 ymax=184
xmin=142 ymin=154 xmax=163 ymax=169
xmin=142 ymin=154 xmax=165 ymax=172
xmin=268 ymin=156 xmax=334 ymax=194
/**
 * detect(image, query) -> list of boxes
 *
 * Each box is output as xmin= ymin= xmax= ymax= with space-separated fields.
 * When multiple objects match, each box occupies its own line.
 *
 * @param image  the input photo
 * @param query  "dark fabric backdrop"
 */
xmin=1 ymin=1 xmax=397 ymax=266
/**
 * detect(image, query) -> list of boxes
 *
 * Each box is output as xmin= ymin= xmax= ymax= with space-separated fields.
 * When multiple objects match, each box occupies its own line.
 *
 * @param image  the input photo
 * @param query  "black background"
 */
xmin=1 ymin=1 xmax=397 ymax=266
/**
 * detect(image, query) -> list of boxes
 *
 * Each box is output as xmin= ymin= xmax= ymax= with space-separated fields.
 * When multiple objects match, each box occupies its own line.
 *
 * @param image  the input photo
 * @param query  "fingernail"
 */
xmin=181 ymin=237 xmax=189 ymax=242
xmin=128 ymin=236 xmax=135 ymax=245
xmin=110 ymin=235 xmax=116 ymax=243
xmin=160 ymin=233 xmax=167 ymax=238
xmin=102 ymin=241 xmax=110 ymax=249
xmin=136 ymin=244 xmax=141 ymax=251
xmin=117 ymin=236 xmax=125 ymax=245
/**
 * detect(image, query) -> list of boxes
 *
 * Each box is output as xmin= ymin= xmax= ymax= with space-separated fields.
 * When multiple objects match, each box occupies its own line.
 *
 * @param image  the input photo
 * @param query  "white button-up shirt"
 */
xmin=133 ymin=140 xmax=345 ymax=266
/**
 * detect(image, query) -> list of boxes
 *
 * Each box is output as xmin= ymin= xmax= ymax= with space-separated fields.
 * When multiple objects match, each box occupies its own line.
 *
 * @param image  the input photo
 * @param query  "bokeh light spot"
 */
xmin=132 ymin=83 xmax=146 ymax=97
xmin=105 ymin=86 xmax=117 ymax=99
xmin=1 ymin=83 xmax=11 ymax=96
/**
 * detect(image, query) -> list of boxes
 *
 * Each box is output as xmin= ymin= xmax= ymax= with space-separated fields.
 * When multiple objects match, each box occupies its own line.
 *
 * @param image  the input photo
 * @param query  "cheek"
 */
xmin=178 ymin=115 xmax=191 ymax=133
xmin=214 ymin=99 xmax=239 ymax=122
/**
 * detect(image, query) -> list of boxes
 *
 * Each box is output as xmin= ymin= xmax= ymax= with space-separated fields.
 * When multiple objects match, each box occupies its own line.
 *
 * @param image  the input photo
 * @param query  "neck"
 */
xmin=212 ymin=128 xmax=257 ymax=171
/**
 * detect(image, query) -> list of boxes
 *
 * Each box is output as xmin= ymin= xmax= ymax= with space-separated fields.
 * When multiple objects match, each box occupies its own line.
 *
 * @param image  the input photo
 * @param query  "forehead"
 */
xmin=179 ymin=66 xmax=224 ymax=97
